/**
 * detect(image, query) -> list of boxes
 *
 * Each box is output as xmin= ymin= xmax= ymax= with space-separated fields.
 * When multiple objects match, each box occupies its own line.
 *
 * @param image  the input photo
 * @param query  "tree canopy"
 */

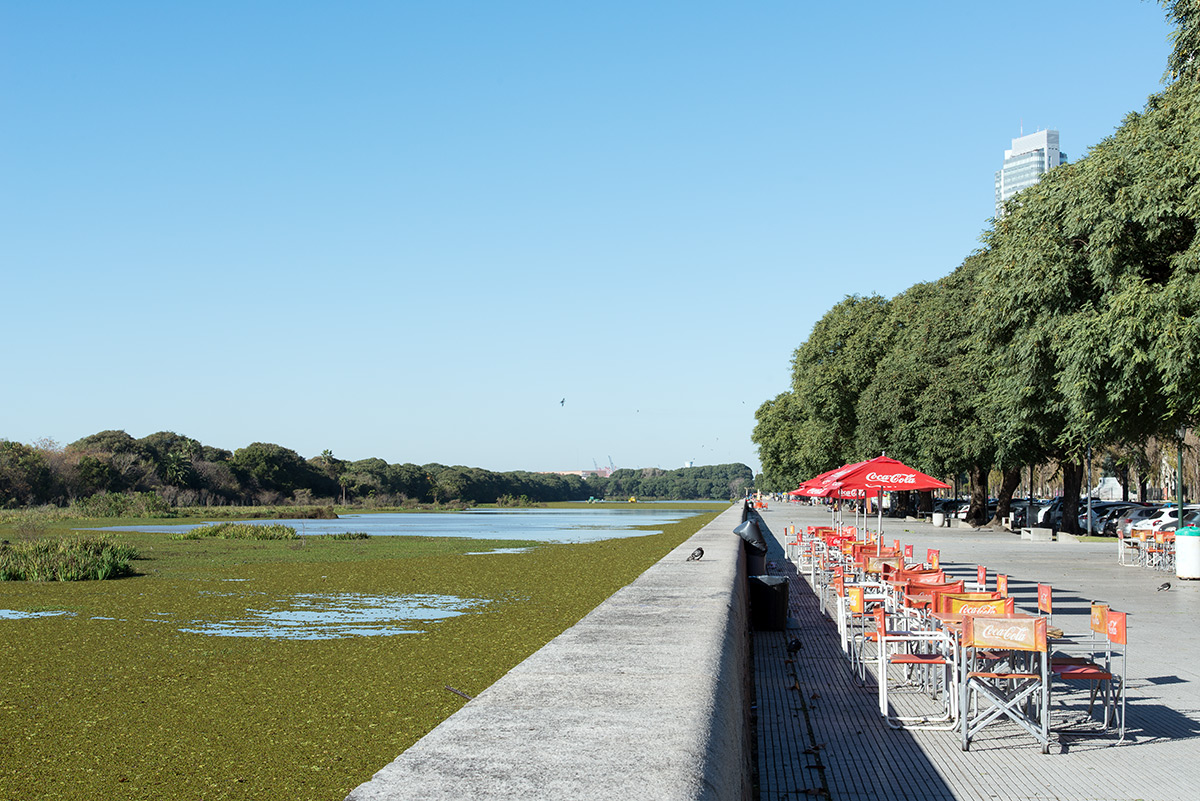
xmin=754 ymin=2 xmax=1200 ymax=530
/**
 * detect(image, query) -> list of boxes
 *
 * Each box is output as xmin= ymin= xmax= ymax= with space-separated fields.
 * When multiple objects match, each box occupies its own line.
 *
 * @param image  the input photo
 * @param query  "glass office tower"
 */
xmin=993 ymin=129 xmax=1068 ymax=218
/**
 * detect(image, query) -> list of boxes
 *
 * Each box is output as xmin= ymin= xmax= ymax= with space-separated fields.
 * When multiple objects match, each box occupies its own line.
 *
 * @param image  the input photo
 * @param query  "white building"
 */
xmin=994 ymin=129 xmax=1067 ymax=218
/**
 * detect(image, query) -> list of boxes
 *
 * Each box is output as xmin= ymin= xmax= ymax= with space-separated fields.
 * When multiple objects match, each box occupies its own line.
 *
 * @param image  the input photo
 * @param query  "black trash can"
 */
xmin=749 ymin=575 xmax=789 ymax=631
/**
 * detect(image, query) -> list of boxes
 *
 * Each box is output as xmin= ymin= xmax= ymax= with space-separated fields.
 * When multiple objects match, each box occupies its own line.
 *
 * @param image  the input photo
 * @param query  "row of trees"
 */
xmin=602 ymin=464 xmax=753 ymax=500
xmin=754 ymin=1 xmax=1200 ymax=532
xmin=0 ymin=430 xmax=749 ymax=509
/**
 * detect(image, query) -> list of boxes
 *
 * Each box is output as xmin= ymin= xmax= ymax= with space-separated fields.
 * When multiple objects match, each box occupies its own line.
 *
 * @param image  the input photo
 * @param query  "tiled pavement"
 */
xmin=752 ymin=503 xmax=1200 ymax=801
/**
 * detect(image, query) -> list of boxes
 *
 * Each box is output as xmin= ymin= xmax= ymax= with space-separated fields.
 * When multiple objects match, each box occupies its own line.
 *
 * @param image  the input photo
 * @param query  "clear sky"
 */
xmin=0 ymin=1 xmax=1177 ymax=474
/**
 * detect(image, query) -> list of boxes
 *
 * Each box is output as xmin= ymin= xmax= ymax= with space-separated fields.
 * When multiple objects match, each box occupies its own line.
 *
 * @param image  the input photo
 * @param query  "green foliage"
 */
xmin=594 ymin=463 xmax=752 ymax=500
xmin=496 ymin=494 xmax=538 ymax=507
xmin=0 ymin=508 xmax=718 ymax=800
xmin=317 ymin=531 xmax=371 ymax=540
xmin=0 ymin=535 xmax=139 ymax=581
xmin=172 ymin=522 xmax=299 ymax=540
xmin=755 ymin=7 xmax=1200 ymax=526
xmin=71 ymin=491 xmax=176 ymax=519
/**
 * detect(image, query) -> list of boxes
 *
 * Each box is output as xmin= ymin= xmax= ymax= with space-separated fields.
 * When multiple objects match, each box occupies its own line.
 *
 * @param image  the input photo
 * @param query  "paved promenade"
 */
xmin=752 ymin=502 xmax=1200 ymax=801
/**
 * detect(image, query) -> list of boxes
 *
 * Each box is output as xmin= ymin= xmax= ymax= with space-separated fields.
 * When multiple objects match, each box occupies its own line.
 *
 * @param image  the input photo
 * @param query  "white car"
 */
xmin=1136 ymin=505 xmax=1200 ymax=534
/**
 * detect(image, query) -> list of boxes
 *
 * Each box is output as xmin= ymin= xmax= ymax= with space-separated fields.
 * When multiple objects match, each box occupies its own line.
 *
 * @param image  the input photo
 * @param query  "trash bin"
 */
xmin=749 ymin=575 xmax=789 ymax=630
xmin=1177 ymin=526 xmax=1200 ymax=579
xmin=932 ymin=512 xmax=946 ymax=528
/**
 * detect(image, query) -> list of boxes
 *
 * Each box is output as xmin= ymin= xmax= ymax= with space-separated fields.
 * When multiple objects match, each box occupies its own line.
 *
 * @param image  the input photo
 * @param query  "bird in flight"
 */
xmin=560 ymin=398 xmax=565 ymax=406
xmin=687 ymin=547 xmax=704 ymax=561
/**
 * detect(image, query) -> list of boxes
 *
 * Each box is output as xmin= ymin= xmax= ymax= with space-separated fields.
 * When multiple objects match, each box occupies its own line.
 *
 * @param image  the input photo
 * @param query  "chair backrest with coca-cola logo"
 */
xmin=996 ymin=574 xmax=1009 ymax=598
xmin=1037 ymin=583 xmax=1053 ymax=616
xmin=1090 ymin=603 xmax=1109 ymax=635
xmin=963 ymin=615 xmax=1047 ymax=652
xmin=848 ymin=585 xmax=864 ymax=614
xmin=945 ymin=596 xmax=1015 ymax=616
xmin=1107 ymin=610 xmax=1127 ymax=646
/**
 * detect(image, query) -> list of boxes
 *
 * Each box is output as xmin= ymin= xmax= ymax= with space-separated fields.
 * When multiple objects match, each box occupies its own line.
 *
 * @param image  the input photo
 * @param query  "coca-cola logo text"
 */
xmin=865 ymin=472 xmax=917 ymax=484
xmin=958 ymin=603 xmax=1003 ymax=615
xmin=977 ymin=622 xmax=1034 ymax=647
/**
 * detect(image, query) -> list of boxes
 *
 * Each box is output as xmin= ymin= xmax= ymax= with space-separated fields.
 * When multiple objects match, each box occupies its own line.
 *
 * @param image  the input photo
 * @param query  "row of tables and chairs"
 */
xmin=785 ymin=524 xmax=1128 ymax=753
xmin=1119 ymin=527 xmax=1175 ymax=571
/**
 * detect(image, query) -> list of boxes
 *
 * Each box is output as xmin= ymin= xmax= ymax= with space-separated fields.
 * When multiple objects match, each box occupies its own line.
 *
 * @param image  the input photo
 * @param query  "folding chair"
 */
xmin=960 ymin=615 xmax=1052 ymax=753
xmin=1036 ymin=583 xmax=1053 ymax=625
xmin=1051 ymin=602 xmax=1124 ymax=739
xmin=873 ymin=606 xmax=958 ymax=729
xmin=973 ymin=565 xmax=987 ymax=592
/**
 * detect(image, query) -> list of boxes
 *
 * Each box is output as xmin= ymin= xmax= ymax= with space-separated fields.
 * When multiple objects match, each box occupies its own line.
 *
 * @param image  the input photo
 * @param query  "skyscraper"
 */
xmin=994 ymin=129 xmax=1067 ymax=218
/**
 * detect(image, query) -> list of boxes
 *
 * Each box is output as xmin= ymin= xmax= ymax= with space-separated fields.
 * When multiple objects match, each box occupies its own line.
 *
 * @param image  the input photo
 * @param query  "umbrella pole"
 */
xmin=877 ymin=490 xmax=883 ymax=539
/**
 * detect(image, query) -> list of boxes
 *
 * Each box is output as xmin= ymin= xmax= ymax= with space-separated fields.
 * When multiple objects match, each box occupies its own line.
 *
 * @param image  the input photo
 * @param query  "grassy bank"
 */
xmin=0 ymin=505 xmax=723 ymax=800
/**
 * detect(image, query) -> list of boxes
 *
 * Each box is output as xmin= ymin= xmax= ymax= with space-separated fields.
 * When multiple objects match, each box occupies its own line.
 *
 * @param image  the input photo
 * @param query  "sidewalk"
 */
xmin=752 ymin=502 xmax=1200 ymax=801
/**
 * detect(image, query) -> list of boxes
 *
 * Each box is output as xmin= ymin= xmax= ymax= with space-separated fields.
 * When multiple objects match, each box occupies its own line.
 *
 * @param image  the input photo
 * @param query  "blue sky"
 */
xmin=0 ymin=1 xmax=1176 ymax=474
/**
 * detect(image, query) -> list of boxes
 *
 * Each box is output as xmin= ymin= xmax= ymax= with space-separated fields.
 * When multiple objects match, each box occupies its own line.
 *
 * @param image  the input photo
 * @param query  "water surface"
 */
xmin=91 ymin=508 xmax=706 ymax=543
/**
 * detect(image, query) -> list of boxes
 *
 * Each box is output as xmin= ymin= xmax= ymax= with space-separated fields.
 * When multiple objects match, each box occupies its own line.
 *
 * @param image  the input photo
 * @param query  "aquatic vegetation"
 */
xmin=0 ymin=535 xmax=139 ymax=581
xmin=171 ymin=522 xmax=298 ymax=540
xmin=0 ymin=507 xmax=719 ymax=800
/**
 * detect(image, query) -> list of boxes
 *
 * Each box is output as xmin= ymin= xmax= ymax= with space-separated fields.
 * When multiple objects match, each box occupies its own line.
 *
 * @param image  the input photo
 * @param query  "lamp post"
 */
xmin=1178 ymin=427 xmax=1186 ymax=518
xmin=1086 ymin=445 xmax=1093 ymax=536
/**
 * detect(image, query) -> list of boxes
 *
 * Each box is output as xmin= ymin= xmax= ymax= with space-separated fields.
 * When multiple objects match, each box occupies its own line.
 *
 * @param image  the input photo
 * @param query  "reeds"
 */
xmin=171 ymin=522 xmax=298 ymax=540
xmin=0 ymin=535 xmax=139 ymax=581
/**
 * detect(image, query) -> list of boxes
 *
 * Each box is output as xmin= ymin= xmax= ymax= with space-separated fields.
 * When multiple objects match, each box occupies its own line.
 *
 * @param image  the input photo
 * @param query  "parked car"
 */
xmin=1120 ymin=505 xmax=1161 ymax=536
xmin=1036 ymin=498 xmax=1063 ymax=527
xmin=1150 ymin=505 xmax=1200 ymax=533
xmin=1006 ymin=500 xmax=1045 ymax=528
xmin=1077 ymin=501 xmax=1129 ymax=533
xmin=1136 ymin=505 xmax=1200 ymax=534
xmin=1099 ymin=503 xmax=1143 ymax=536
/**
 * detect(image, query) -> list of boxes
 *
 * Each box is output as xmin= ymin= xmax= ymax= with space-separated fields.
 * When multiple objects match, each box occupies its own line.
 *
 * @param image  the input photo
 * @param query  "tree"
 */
xmin=230 ymin=443 xmax=318 ymax=497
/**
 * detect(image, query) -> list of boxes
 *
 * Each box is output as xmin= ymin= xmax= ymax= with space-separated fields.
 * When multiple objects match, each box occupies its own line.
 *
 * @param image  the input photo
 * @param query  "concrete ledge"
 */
xmin=1023 ymin=527 xmax=1055 ymax=543
xmin=345 ymin=503 xmax=751 ymax=801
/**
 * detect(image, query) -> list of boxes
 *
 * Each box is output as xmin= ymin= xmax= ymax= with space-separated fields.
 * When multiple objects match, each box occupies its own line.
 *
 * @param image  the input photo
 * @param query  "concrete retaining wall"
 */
xmin=345 ymin=502 xmax=752 ymax=801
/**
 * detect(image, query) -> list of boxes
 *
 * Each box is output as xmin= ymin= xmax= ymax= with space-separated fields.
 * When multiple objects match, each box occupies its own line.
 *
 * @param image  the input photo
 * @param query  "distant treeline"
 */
xmin=0 ymin=431 xmax=751 ymax=509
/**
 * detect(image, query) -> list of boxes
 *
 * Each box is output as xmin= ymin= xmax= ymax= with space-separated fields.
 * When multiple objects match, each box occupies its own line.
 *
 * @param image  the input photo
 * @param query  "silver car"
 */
xmin=1121 ymin=506 xmax=1160 ymax=537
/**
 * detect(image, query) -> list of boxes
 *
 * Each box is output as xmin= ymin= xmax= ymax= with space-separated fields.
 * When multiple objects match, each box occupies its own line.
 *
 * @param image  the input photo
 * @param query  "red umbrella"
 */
xmin=824 ymin=455 xmax=949 ymax=493
xmin=822 ymin=455 xmax=949 ymax=536
xmin=791 ymin=462 xmax=869 ymax=527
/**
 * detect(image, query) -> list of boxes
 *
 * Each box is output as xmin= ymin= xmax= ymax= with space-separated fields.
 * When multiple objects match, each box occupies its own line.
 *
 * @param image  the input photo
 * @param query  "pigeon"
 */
xmin=787 ymin=638 xmax=802 ymax=654
xmin=686 ymin=547 xmax=704 ymax=561
xmin=1158 ymin=581 xmax=1171 ymax=592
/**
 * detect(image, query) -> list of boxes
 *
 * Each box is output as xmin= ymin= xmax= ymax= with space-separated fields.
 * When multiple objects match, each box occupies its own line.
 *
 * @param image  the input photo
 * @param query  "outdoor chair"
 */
xmin=959 ymin=615 xmax=1053 ymax=754
xmin=1051 ymin=605 xmax=1127 ymax=741
xmin=873 ymin=606 xmax=958 ymax=729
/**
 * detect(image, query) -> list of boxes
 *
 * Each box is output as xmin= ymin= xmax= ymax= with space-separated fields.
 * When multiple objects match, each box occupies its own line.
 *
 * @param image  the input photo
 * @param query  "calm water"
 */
xmin=7 ymin=507 xmax=719 ymax=640
xmin=90 ymin=507 xmax=712 ymax=543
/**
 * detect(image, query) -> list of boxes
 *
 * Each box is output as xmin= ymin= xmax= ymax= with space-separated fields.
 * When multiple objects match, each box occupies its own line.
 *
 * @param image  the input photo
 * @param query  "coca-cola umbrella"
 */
xmin=791 ymin=463 xmax=869 ymax=527
xmin=823 ymin=455 xmax=950 ymax=536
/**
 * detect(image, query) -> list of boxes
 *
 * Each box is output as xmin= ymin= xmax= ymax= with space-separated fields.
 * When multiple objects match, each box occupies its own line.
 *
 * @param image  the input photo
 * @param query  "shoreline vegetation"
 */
xmin=0 ymin=504 xmax=722 ymax=800
xmin=0 ymin=431 xmax=753 ymax=512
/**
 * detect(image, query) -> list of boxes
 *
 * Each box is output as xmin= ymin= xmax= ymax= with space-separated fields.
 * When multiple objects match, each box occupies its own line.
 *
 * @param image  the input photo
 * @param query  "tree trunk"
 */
xmin=1118 ymin=464 xmax=1129 ymax=502
xmin=918 ymin=490 xmax=933 ymax=514
xmin=1060 ymin=458 xmax=1084 ymax=535
xmin=968 ymin=464 xmax=990 ymax=527
xmin=988 ymin=466 xmax=1022 ymax=527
